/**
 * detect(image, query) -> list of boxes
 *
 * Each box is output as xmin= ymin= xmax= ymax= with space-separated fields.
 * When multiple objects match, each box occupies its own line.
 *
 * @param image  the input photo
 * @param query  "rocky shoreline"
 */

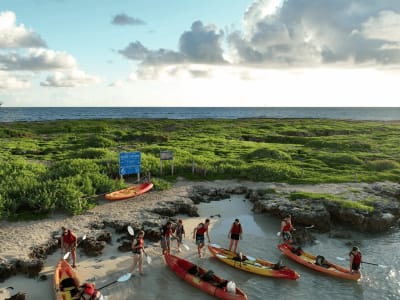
xmin=1 ymin=179 xmax=399 ymax=283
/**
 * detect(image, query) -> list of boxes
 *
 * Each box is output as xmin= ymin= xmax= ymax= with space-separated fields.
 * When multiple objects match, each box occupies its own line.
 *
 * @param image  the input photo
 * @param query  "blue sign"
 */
xmin=119 ymin=152 xmax=141 ymax=175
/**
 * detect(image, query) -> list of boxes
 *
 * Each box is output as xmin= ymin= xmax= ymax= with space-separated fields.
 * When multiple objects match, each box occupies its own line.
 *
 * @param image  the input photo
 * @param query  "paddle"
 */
xmin=97 ymin=273 xmax=132 ymax=291
xmin=127 ymin=226 xmax=152 ymax=264
xmin=336 ymin=256 xmax=387 ymax=268
xmin=63 ymin=234 xmax=87 ymax=260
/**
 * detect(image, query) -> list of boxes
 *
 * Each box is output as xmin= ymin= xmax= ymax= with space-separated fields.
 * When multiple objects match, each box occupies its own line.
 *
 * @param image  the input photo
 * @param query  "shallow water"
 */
xmin=111 ymin=196 xmax=400 ymax=300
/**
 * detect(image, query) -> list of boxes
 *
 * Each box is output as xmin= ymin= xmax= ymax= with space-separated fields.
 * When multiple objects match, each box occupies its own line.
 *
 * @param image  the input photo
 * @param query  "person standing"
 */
xmin=61 ymin=227 xmax=78 ymax=268
xmin=228 ymin=219 xmax=243 ymax=253
xmin=280 ymin=214 xmax=295 ymax=244
xmin=349 ymin=246 xmax=362 ymax=274
xmin=130 ymin=230 xmax=145 ymax=276
xmin=175 ymin=219 xmax=186 ymax=252
xmin=161 ymin=221 xmax=174 ymax=255
xmin=193 ymin=221 xmax=209 ymax=258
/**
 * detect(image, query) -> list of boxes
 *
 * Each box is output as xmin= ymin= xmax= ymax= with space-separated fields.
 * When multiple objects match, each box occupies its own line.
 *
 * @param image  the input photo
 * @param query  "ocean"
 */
xmin=1 ymin=107 xmax=400 ymax=122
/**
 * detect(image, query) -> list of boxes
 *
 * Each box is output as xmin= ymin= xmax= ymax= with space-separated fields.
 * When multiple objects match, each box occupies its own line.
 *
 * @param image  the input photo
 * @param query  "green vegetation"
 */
xmin=1 ymin=118 xmax=399 ymax=219
xmin=289 ymin=191 xmax=375 ymax=213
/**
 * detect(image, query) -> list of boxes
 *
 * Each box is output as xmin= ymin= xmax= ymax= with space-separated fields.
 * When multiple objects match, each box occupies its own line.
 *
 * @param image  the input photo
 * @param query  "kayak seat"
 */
xmin=60 ymin=278 xmax=79 ymax=297
xmin=272 ymin=260 xmax=286 ymax=270
xmin=291 ymin=246 xmax=302 ymax=256
xmin=187 ymin=265 xmax=200 ymax=276
xmin=200 ymin=270 xmax=214 ymax=282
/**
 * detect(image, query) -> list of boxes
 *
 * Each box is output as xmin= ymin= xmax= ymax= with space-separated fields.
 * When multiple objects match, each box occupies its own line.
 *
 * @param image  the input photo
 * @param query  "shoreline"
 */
xmin=1 ymin=179 xmax=399 ymax=299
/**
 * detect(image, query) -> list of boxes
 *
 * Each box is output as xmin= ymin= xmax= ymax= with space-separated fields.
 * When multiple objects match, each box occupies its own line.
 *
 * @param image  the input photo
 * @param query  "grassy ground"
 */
xmin=1 ymin=118 xmax=399 ymax=218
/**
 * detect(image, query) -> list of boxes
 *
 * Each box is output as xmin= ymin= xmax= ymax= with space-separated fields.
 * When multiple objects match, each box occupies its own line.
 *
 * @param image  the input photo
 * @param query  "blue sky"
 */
xmin=1 ymin=0 xmax=399 ymax=107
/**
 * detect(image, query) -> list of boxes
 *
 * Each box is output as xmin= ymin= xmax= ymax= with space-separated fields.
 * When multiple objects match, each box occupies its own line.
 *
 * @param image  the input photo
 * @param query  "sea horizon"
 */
xmin=1 ymin=106 xmax=400 ymax=122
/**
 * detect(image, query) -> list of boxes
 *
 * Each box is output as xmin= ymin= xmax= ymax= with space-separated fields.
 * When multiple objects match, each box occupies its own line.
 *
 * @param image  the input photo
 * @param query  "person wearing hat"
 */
xmin=349 ymin=246 xmax=362 ymax=273
xmin=228 ymin=219 xmax=243 ymax=253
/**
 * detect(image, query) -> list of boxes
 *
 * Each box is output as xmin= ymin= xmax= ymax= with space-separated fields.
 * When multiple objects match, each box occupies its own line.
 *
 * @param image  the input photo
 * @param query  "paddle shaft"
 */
xmin=97 ymin=280 xmax=118 ymax=291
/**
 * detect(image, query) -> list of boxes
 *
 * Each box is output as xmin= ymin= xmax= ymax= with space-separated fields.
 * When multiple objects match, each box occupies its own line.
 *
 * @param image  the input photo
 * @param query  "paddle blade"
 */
xmin=63 ymin=252 xmax=71 ymax=260
xmin=127 ymin=226 xmax=134 ymax=236
xmin=82 ymin=234 xmax=87 ymax=241
xmin=182 ymin=243 xmax=190 ymax=251
xmin=117 ymin=273 xmax=132 ymax=282
xmin=276 ymin=232 xmax=281 ymax=237
xmin=336 ymin=256 xmax=346 ymax=261
xmin=146 ymin=255 xmax=152 ymax=264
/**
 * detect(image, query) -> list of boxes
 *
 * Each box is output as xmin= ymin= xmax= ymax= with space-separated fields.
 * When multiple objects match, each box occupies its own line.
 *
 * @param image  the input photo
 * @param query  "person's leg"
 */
xmin=228 ymin=238 xmax=234 ymax=251
xmin=138 ymin=254 xmax=144 ymax=274
xmin=233 ymin=240 xmax=239 ymax=253
xmin=130 ymin=255 xmax=138 ymax=274
xmin=71 ymin=247 xmax=77 ymax=267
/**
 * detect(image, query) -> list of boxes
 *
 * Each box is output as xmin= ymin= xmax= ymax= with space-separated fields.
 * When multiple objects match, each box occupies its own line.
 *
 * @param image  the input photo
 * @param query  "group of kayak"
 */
xmin=54 ymin=217 xmax=361 ymax=300
xmin=163 ymin=240 xmax=362 ymax=300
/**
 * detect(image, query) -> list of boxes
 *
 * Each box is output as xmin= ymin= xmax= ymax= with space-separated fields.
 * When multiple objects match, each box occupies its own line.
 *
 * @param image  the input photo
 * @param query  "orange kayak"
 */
xmin=208 ymin=244 xmax=299 ymax=280
xmin=54 ymin=259 xmax=80 ymax=300
xmin=164 ymin=253 xmax=248 ymax=300
xmin=105 ymin=182 xmax=153 ymax=201
xmin=278 ymin=243 xmax=361 ymax=281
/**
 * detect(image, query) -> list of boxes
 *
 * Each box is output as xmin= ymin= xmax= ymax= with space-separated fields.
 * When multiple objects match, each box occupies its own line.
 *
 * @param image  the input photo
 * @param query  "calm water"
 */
xmin=1 ymin=107 xmax=400 ymax=122
xmin=111 ymin=197 xmax=399 ymax=300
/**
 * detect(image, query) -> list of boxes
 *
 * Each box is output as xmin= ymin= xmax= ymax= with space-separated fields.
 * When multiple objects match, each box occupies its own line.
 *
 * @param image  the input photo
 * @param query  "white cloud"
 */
xmin=40 ymin=69 xmax=101 ymax=87
xmin=0 ymin=48 xmax=77 ymax=70
xmin=0 ymin=70 xmax=30 ymax=89
xmin=0 ymin=11 xmax=46 ymax=48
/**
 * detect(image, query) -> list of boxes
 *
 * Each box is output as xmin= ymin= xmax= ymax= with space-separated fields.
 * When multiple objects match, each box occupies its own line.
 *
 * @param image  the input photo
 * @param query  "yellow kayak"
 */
xmin=208 ymin=244 xmax=300 ymax=280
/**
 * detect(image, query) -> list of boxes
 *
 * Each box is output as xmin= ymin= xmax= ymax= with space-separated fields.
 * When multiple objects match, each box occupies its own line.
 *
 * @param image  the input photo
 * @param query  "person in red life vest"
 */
xmin=160 ymin=221 xmax=175 ymax=255
xmin=61 ymin=226 xmax=78 ymax=268
xmin=193 ymin=220 xmax=210 ymax=258
xmin=228 ymin=219 xmax=243 ymax=253
xmin=349 ymin=246 xmax=362 ymax=274
xmin=280 ymin=214 xmax=295 ymax=244
xmin=130 ymin=230 xmax=145 ymax=276
xmin=75 ymin=282 xmax=103 ymax=300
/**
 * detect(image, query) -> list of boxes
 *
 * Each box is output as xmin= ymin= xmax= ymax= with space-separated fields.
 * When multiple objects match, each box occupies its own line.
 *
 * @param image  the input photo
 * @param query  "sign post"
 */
xmin=160 ymin=151 xmax=174 ymax=176
xmin=119 ymin=152 xmax=141 ymax=181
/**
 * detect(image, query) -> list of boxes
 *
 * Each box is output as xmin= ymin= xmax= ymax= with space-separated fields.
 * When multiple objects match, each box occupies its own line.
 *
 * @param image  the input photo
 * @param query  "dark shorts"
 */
xmin=230 ymin=233 xmax=240 ymax=241
xmin=352 ymin=263 xmax=360 ymax=271
xmin=282 ymin=231 xmax=292 ymax=241
xmin=176 ymin=234 xmax=183 ymax=243
xmin=196 ymin=235 xmax=205 ymax=245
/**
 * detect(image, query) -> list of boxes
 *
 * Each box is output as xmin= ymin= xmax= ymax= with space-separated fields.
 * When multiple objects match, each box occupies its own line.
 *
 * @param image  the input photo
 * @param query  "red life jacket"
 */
xmin=196 ymin=227 xmax=207 ymax=235
xmin=81 ymin=283 xmax=102 ymax=300
xmin=352 ymin=252 xmax=362 ymax=264
xmin=231 ymin=223 xmax=242 ymax=235
xmin=63 ymin=231 xmax=76 ymax=244
xmin=282 ymin=221 xmax=292 ymax=232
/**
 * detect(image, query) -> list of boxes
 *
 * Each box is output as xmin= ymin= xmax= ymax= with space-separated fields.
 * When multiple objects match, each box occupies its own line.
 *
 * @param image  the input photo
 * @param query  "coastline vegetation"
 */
xmin=1 ymin=118 xmax=399 ymax=219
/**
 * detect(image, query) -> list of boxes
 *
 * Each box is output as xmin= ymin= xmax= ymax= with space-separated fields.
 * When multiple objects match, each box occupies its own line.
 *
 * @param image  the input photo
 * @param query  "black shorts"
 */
xmin=230 ymin=233 xmax=240 ymax=240
xmin=282 ymin=231 xmax=292 ymax=241
xmin=352 ymin=263 xmax=360 ymax=271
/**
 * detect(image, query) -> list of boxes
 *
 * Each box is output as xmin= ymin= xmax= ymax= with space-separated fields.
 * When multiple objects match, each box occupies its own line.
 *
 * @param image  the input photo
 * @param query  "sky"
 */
xmin=0 ymin=0 xmax=400 ymax=107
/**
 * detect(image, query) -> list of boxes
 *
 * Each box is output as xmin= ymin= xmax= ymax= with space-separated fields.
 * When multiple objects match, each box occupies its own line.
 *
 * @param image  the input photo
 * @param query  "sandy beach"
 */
xmin=0 ymin=179 xmax=246 ymax=300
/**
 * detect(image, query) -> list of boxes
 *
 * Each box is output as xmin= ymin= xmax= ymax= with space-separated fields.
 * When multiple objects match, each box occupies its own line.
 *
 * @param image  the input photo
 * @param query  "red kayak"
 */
xmin=278 ymin=243 xmax=361 ymax=281
xmin=105 ymin=182 xmax=153 ymax=201
xmin=164 ymin=254 xmax=248 ymax=300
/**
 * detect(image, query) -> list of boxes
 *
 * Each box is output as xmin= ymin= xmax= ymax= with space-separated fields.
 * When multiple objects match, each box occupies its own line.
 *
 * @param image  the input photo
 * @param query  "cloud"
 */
xmin=111 ymin=13 xmax=146 ymax=26
xmin=40 ymin=70 xmax=101 ymax=87
xmin=228 ymin=0 xmax=400 ymax=67
xmin=0 ymin=11 xmax=46 ymax=48
xmin=0 ymin=48 xmax=77 ymax=71
xmin=0 ymin=71 xmax=30 ymax=89
xmin=178 ymin=21 xmax=226 ymax=63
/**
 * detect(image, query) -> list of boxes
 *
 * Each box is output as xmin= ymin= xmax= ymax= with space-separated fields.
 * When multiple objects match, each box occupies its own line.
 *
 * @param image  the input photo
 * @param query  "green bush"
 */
xmin=365 ymin=160 xmax=400 ymax=171
xmin=316 ymin=153 xmax=363 ymax=167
